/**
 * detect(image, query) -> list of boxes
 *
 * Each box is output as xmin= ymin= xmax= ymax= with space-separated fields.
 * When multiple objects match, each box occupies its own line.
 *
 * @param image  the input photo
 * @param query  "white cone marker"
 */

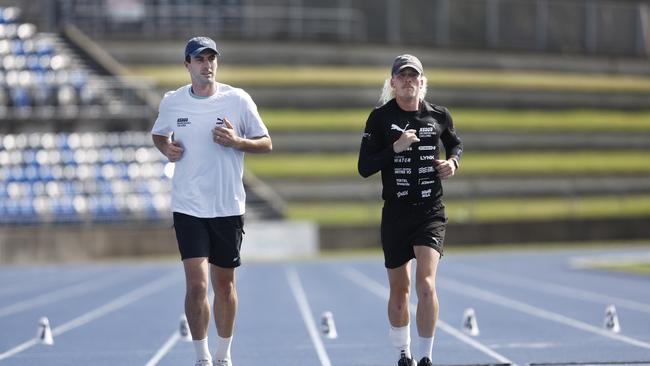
xmin=321 ymin=311 xmax=338 ymax=339
xmin=604 ymin=305 xmax=621 ymax=333
xmin=179 ymin=314 xmax=192 ymax=341
xmin=38 ymin=317 xmax=54 ymax=345
xmin=462 ymin=308 xmax=480 ymax=336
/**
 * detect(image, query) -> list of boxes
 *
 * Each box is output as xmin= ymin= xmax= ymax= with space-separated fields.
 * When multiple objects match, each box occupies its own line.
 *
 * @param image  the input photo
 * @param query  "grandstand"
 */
xmin=0 ymin=6 xmax=164 ymax=226
xmin=0 ymin=6 xmax=155 ymax=133
xmin=1 ymin=0 xmax=650 ymax=263
xmin=0 ymin=5 xmax=283 ymax=236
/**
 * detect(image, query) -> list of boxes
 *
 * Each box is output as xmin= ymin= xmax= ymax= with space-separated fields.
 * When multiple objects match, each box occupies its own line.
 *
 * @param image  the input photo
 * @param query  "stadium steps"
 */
xmin=265 ymin=176 xmax=650 ymax=202
xmin=240 ymin=85 xmax=650 ymax=110
xmin=244 ymin=172 xmax=286 ymax=220
xmin=56 ymin=25 xmax=286 ymax=222
xmin=270 ymin=131 xmax=650 ymax=153
xmin=47 ymin=33 xmax=132 ymax=117
xmin=105 ymin=40 xmax=650 ymax=110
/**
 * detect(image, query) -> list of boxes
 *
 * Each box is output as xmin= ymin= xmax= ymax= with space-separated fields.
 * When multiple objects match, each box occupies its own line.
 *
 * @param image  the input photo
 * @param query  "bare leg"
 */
xmin=183 ymin=258 xmax=211 ymax=340
xmin=413 ymin=246 xmax=441 ymax=337
xmin=387 ymin=261 xmax=412 ymax=327
xmin=210 ymin=265 xmax=237 ymax=337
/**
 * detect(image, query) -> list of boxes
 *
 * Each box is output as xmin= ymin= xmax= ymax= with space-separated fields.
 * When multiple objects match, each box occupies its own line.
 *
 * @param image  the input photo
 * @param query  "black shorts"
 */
xmin=173 ymin=212 xmax=244 ymax=268
xmin=381 ymin=200 xmax=446 ymax=269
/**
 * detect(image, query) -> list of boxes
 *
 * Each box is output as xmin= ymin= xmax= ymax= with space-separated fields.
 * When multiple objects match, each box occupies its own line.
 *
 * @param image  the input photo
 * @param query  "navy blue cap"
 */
xmin=391 ymin=54 xmax=423 ymax=76
xmin=184 ymin=36 xmax=220 ymax=58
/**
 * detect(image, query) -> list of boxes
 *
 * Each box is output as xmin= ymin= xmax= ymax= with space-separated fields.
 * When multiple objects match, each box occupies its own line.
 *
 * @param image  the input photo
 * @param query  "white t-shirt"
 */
xmin=151 ymin=83 xmax=268 ymax=218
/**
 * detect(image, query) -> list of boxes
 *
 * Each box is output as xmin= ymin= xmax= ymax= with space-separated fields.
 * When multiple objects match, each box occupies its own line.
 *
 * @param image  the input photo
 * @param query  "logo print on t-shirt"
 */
xmin=390 ymin=123 xmax=409 ymax=133
xmin=177 ymin=118 xmax=191 ymax=127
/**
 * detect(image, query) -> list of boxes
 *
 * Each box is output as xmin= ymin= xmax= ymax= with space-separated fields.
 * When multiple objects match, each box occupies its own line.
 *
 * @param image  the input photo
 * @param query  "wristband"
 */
xmin=450 ymin=157 xmax=459 ymax=170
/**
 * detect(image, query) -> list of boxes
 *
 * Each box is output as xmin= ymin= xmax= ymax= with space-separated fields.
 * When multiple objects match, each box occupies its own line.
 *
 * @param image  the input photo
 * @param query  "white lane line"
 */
xmin=0 ymin=268 xmax=106 ymax=297
xmin=143 ymin=281 xmax=218 ymax=366
xmin=0 ymin=270 xmax=147 ymax=319
xmin=570 ymin=251 xmax=650 ymax=268
xmin=447 ymin=263 xmax=650 ymax=314
xmin=0 ymin=270 xmax=182 ymax=361
xmin=286 ymin=267 xmax=332 ymax=366
xmin=342 ymin=267 xmax=516 ymax=366
xmin=439 ymin=277 xmax=650 ymax=350
xmin=144 ymin=331 xmax=181 ymax=366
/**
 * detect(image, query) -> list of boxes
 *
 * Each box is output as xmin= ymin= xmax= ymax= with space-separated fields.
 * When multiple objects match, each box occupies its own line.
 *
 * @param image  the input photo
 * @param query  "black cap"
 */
xmin=391 ymin=54 xmax=423 ymax=76
xmin=184 ymin=36 xmax=220 ymax=58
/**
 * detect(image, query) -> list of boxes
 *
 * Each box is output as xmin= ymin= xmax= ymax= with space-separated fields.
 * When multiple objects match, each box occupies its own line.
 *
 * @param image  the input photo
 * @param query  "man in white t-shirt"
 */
xmin=151 ymin=36 xmax=272 ymax=366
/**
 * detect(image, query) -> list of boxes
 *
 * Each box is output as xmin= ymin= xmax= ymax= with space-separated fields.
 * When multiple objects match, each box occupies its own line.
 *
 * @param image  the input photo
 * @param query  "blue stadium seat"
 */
xmin=1 ymin=7 xmax=21 ymax=24
xmin=1 ymin=131 xmax=173 ymax=225
xmin=10 ymin=86 xmax=30 ymax=107
xmin=35 ymin=39 xmax=54 ymax=56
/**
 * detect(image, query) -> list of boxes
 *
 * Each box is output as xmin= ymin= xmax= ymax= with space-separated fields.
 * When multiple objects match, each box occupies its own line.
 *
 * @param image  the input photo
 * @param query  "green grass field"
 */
xmin=135 ymin=63 xmax=650 ymax=228
xmin=130 ymin=65 xmax=650 ymax=93
xmin=260 ymin=108 xmax=650 ymax=132
xmin=246 ymin=150 xmax=650 ymax=178
xmin=132 ymin=64 xmax=650 ymax=133
xmin=287 ymin=194 xmax=650 ymax=225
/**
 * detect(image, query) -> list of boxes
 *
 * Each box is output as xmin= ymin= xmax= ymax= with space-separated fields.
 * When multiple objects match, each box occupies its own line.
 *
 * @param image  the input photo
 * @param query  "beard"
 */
xmin=398 ymin=86 xmax=418 ymax=100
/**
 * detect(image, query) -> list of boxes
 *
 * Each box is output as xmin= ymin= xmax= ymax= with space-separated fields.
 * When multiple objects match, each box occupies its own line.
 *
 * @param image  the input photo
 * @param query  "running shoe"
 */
xmin=417 ymin=357 xmax=433 ymax=366
xmin=195 ymin=360 xmax=212 ymax=366
xmin=397 ymin=353 xmax=416 ymax=366
xmin=214 ymin=359 xmax=231 ymax=366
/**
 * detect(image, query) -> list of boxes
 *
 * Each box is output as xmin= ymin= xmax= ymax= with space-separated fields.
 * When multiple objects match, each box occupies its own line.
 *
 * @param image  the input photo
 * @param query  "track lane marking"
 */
xmin=286 ymin=267 xmax=332 ymax=366
xmin=0 ymin=267 xmax=107 ymax=298
xmin=143 ymin=267 xmax=246 ymax=366
xmin=342 ymin=267 xmax=516 ymax=365
xmin=447 ymin=263 xmax=650 ymax=314
xmin=439 ymin=277 xmax=650 ymax=350
xmin=0 ymin=269 xmax=149 ymax=319
xmin=143 ymin=290 xmax=216 ymax=366
xmin=0 ymin=270 xmax=181 ymax=361
xmin=144 ymin=331 xmax=181 ymax=366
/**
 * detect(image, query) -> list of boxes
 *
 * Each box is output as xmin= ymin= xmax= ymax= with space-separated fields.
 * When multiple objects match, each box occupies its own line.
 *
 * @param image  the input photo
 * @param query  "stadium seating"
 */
xmin=0 ymin=6 xmax=130 ymax=122
xmin=0 ymin=6 xmax=175 ymax=225
xmin=0 ymin=131 xmax=172 ymax=224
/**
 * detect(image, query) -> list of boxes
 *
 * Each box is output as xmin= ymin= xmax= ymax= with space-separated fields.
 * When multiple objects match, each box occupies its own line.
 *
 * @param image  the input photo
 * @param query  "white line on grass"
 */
xmin=439 ymin=277 xmax=650 ymax=350
xmin=286 ymin=267 xmax=332 ymax=366
xmin=447 ymin=263 xmax=650 ymax=314
xmin=0 ymin=270 xmax=181 ymax=361
xmin=342 ymin=267 xmax=516 ymax=366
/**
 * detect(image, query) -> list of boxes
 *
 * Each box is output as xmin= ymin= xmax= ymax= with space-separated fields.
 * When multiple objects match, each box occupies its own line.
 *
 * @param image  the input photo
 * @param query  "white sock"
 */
xmin=418 ymin=336 xmax=434 ymax=361
xmin=193 ymin=338 xmax=211 ymax=361
xmin=215 ymin=334 xmax=233 ymax=361
xmin=389 ymin=324 xmax=411 ymax=359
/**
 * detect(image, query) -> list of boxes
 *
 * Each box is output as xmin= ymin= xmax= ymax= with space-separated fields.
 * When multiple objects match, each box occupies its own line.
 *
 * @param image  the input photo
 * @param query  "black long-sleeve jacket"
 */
xmin=358 ymin=99 xmax=463 ymax=203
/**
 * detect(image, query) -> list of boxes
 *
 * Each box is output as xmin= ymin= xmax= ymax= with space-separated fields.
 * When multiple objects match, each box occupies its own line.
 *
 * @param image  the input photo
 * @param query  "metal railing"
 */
xmin=38 ymin=0 xmax=649 ymax=58
xmin=0 ymin=76 xmax=157 ymax=119
xmin=56 ymin=1 xmax=367 ymax=43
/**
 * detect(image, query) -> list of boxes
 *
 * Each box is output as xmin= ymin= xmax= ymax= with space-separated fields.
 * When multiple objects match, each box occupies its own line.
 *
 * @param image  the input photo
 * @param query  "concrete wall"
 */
xmin=2 ymin=218 xmax=649 ymax=263
xmin=0 ymin=220 xmax=318 ymax=264
xmin=0 ymin=223 xmax=177 ymax=263
xmin=320 ymin=218 xmax=650 ymax=250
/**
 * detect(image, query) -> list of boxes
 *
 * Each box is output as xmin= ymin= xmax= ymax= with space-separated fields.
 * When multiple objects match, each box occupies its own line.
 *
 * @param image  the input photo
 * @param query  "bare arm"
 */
xmin=152 ymin=134 xmax=184 ymax=162
xmin=434 ymin=157 xmax=458 ymax=179
xmin=212 ymin=118 xmax=272 ymax=153
xmin=235 ymin=135 xmax=273 ymax=153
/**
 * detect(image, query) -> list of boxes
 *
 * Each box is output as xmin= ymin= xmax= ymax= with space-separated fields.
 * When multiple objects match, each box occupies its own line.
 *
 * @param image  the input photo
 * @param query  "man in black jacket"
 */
xmin=358 ymin=54 xmax=463 ymax=366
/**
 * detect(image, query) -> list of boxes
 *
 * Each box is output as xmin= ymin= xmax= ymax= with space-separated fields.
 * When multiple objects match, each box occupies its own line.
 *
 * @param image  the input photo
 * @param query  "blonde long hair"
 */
xmin=378 ymin=75 xmax=428 ymax=106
